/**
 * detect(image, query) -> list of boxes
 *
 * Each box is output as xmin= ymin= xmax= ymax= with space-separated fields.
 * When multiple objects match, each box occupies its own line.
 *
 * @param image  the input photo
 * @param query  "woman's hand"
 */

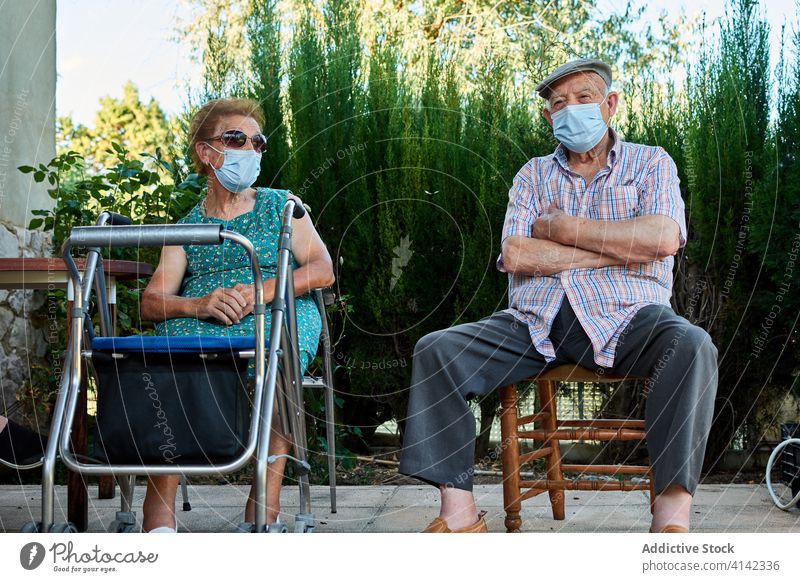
xmin=196 ymin=287 xmax=249 ymax=325
xmin=232 ymin=281 xmax=276 ymax=316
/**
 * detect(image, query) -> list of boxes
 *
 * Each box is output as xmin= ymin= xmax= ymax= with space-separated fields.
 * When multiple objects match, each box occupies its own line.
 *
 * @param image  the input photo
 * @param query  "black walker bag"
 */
xmin=91 ymin=350 xmax=251 ymax=465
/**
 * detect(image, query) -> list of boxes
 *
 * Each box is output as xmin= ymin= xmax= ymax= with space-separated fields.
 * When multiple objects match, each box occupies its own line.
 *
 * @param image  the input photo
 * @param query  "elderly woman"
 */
xmin=140 ymin=98 xmax=335 ymax=533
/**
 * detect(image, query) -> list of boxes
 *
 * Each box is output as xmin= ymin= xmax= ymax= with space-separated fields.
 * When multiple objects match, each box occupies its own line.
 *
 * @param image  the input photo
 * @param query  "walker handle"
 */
xmin=69 ymin=223 xmax=224 ymax=248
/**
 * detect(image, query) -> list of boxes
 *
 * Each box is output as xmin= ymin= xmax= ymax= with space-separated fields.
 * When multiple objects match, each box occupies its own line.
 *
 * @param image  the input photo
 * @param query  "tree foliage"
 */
xmin=57 ymin=81 xmax=180 ymax=172
xmin=43 ymin=0 xmax=800 ymax=466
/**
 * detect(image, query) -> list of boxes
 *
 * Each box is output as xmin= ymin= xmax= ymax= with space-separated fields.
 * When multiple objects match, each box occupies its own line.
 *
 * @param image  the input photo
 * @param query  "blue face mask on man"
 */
xmin=550 ymin=102 xmax=608 ymax=154
xmin=205 ymin=143 xmax=262 ymax=193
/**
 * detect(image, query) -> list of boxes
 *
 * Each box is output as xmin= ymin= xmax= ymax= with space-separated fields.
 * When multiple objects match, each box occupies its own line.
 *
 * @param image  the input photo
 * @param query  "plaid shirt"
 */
xmin=497 ymin=128 xmax=687 ymax=368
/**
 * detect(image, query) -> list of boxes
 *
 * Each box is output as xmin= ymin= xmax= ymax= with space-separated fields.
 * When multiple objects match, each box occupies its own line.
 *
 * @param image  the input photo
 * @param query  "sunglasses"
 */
xmin=204 ymin=130 xmax=267 ymax=153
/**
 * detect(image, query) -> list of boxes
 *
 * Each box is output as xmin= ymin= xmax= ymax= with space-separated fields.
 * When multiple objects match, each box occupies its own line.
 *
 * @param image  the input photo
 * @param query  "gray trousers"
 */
xmin=398 ymin=297 xmax=718 ymax=495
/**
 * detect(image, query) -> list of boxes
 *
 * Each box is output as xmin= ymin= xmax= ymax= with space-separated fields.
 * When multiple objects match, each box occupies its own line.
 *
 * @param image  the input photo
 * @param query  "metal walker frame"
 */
xmin=18 ymin=199 xmax=332 ymax=533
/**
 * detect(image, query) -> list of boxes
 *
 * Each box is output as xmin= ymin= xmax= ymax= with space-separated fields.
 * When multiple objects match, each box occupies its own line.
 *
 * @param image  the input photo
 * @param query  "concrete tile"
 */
xmin=309 ymin=508 xmax=379 ymax=533
xmin=694 ymin=504 xmax=800 ymax=532
xmin=1 ymin=484 xmax=798 ymax=533
xmin=383 ymin=485 xmax=440 ymax=509
xmin=304 ymin=485 xmax=395 ymax=508
xmin=361 ymin=504 xmax=436 ymax=533
xmin=693 ymin=484 xmax=774 ymax=506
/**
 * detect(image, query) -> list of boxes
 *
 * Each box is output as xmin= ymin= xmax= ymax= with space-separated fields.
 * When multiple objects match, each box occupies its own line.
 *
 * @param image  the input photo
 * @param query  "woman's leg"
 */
xmin=244 ymin=343 xmax=317 ymax=525
xmin=244 ymin=405 xmax=292 ymax=524
xmin=142 ymin=475 xmax=180 ymax=532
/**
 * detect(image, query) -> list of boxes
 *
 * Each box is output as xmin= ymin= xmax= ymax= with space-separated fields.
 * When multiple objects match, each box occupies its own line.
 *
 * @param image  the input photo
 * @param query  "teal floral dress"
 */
xmin=155 ymin=187 xmax=322 ymax=375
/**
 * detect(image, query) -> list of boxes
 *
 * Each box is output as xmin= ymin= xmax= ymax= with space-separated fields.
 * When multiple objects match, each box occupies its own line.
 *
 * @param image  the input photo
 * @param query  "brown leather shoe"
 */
xmin=423 ymin=511 xmax=488 ymax=533
xmin=650 ymin=523 xmax=689 ymax=533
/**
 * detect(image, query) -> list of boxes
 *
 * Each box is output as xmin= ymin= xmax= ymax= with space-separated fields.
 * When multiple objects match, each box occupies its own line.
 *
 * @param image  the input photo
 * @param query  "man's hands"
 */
xmin=530 ymin=200 xmax=679 ymax=262
xmin=532 ymin=202 xmax=573 ymax=242
xmin=196 ymin=281 xmax=278 ymax=325
xmin=501 ymin=202 xmax=644 ymax=276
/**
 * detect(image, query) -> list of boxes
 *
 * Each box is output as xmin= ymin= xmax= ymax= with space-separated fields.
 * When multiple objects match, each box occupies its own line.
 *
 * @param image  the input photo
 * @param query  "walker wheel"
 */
xmin=294 ymin=519 xmax=316 ymax=533
xmin=268 ymin=521 xmax=288 ymax=533
xmin=50 ymin=522 xmax=78 ymax=533
xmin=294 ymin=513 xmax=315 ymax=533
xmin=110 ymin=511 xmax=138 ymax=533
xmin=20 ymin=521 xmax=41 ymax=533
xmin=234 ymin=522 xmax=255 ymax=533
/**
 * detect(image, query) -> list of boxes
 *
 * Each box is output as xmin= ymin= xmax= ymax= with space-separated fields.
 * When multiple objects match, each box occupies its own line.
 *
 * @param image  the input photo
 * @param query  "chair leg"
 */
xmin=499 ymin=384 xmax=522 ymax=533
xmin=98 ymin=476 xmax=116 ymax=499
xmin=538 ymin=378 xmax=565 ymax=520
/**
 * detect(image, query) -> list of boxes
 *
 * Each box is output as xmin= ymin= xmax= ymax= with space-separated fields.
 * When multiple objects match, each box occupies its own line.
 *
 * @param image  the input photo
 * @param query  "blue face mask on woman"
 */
xmin=550 ymin=102 xmax=608 ymax=154
xmin=206 ymin=143 xmax=262 ymax=193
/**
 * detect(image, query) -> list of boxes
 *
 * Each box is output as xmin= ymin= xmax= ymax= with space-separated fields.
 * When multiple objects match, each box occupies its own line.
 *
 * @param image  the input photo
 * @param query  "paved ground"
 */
xmin=1 ymin=483 xmax=798 ymax=533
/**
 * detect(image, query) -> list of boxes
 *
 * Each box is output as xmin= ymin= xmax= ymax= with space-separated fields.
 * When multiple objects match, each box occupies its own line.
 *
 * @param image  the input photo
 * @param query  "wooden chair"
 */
xmin=499 ymin=364 xmax=655 ymax=532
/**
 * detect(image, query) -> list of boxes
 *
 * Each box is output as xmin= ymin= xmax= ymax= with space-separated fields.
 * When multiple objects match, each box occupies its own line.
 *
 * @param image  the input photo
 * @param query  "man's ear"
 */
xmin=542 ymin=106 xmax=553 ymax=127
xmin=605 ymin=91 xmax=619 ymax=119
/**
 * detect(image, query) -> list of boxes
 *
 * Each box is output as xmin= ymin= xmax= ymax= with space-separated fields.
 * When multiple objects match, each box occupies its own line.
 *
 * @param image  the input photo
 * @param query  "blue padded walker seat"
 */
xmin=91 ymin=335 xmax=262 ymax=353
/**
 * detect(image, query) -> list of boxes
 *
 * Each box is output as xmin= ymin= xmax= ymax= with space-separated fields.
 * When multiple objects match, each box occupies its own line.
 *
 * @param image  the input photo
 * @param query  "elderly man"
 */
xmin=399 ymin=58 xmax=718 ymax=533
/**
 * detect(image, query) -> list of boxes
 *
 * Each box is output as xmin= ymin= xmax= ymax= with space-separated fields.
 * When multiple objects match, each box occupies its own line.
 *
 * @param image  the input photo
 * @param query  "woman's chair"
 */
xmin=499 ymin=364 xmax=655 ymax=532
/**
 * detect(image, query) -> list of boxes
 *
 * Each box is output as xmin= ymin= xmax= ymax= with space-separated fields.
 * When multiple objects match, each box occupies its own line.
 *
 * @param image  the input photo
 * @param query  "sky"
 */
xmin=56 ymin=0 xmax=799 ymax=127
xmin=57 ymin=0 xmax=201 ymax=126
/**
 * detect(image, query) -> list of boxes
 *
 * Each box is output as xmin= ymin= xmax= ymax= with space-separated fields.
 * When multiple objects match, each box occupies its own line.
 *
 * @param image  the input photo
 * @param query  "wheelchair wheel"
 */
xmin=50 ymin=522 xmax=78 ymax=533
xmin=20 ymin=521 xmax=41 ymax=533
xmin=766 ymin=438 xmax=800 ymax=510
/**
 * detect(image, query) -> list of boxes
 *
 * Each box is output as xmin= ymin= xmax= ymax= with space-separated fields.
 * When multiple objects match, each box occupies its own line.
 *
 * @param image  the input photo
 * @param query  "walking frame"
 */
xmin=16 ymin=199 xmax=335 ymax=533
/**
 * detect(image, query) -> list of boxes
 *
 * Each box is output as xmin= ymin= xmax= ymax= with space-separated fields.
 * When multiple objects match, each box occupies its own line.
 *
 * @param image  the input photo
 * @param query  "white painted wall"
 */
xmin=0 ymin=0 xmax=57 ymax=231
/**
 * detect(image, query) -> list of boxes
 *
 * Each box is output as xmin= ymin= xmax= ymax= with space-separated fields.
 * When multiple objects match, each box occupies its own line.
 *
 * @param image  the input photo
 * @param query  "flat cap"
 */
xmin=535 ymin=58 xmax=612 ymax=99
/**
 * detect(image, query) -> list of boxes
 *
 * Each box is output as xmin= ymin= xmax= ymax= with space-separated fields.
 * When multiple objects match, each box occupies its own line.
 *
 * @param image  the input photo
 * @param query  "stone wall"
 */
xmin=0 ymin=223 xmax=52 ymax=418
